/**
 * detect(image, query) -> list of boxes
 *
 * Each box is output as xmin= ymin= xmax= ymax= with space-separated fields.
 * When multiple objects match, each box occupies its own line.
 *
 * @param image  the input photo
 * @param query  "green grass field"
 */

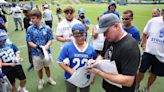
xmin=5 ymin=3 xmax=164 ymax=92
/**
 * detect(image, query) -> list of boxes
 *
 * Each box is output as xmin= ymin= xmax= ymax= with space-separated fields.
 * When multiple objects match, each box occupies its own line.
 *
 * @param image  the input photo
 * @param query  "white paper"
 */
xmin=88 ymin=60 xmax=122 ymax=88
xmin=40 ymin=46 xmax=50 ymax=62
xmin=67 ymin=67 xmax=95 ymax=88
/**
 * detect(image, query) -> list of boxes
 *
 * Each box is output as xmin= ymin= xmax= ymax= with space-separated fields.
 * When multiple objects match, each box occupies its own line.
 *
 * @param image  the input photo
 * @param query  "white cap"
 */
xmin=44 ymin=4 xmax=49 ymax=8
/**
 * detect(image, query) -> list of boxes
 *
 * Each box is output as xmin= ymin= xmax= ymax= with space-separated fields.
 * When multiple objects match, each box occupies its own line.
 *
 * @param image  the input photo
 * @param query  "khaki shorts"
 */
xmin=32 ymin=54 xmax=53 ymax=71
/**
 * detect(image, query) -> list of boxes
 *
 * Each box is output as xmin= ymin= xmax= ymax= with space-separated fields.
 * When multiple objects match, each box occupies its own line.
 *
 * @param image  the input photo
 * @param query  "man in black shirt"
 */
xmin=88 ymin=14 xmax=140 ymax=92
xmin=22 ymin=5 xmax=33 ymax=72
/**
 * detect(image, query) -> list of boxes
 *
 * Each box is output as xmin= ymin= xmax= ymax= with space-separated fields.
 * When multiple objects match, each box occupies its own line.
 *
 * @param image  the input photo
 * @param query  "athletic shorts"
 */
xmin=139 ymin=52 xmax=164 ymax=76
xmin=32 ymin=54 xmax=53 ymax=71
xmin=65 ymin=80 xmax=90 ymax=92
xmin=3 ymin=65 xmax=26 ymax=84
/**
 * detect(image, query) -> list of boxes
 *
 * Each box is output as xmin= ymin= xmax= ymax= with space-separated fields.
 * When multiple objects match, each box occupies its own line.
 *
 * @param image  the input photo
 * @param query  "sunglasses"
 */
xmin=65 ymin=12 xmax=73 ymax=15
xmin=122 ymin=18 xmax=131 ymax=20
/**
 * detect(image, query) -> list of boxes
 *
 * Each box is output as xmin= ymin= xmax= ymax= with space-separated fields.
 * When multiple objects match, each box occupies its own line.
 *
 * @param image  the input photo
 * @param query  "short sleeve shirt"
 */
xmin=0 ymin=43 xmax=19 ymax=72
xmin=58 ymin=41 xmax=97 ymax=79
xmin=26 ymin=24 xmax=54 ymax=56
xmin=101 ymin=35 xmax=140 ymax=92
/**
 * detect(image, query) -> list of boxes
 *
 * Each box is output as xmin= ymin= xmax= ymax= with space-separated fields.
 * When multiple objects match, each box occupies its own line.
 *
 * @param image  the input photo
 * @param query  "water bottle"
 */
xmin=0 ymin=78 xmax=8 ymax=92
xmin=0 ymin=76 xmax=12 ymax=92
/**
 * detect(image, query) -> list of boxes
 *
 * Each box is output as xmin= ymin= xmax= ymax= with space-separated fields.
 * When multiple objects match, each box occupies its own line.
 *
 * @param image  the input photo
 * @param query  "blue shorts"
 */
xmin=139 ymin=52 xmax=164 ymax=76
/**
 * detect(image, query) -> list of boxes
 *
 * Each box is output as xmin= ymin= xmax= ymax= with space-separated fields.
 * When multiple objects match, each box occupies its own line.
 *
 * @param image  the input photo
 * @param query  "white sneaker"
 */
xmin=143 ymin=87 xmax=149 ymax=92
xmin=38 ymin=79 xmax=44 ymax=90
xmin=17 ymin=87 xmax=29 ymax=92
xmin=134 ymin=85 xmax=140 ymax=92
xmin=47 ymin=77 xmax=56 ymax=85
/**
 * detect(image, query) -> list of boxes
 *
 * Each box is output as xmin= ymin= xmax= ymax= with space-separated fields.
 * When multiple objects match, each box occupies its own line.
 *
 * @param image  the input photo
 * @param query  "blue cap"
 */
xmin=12 ymin=3 xmax=17 ymax=7
xmin=72 ymin=24 xmax=86 ymax=34
xmin=98 ymin=14 xmax=120 ymax=33
xmin=108 ymin=1 xmax=116 ymax=6
xmin=78 ymin=8 xmax=85 ymax=15
xmin=0 ymin=29 xmax=8 ymax=41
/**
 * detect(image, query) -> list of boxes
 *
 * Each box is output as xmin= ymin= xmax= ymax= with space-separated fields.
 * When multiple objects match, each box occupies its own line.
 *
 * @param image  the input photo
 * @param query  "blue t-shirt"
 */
xmin=26 ymin=24 xmax=54 ymax=56
xmin=123 ymin=25 xmax=140 ymax=43
xmin=103 ymin=10 xmax=120 ymax=19
xmin=0 ymin=43 xmax=19 ymax=72
xmin=85 ymin=18 xmax=90 ymax=25
xmin=58 ymin=42 xmax=97 ymax=79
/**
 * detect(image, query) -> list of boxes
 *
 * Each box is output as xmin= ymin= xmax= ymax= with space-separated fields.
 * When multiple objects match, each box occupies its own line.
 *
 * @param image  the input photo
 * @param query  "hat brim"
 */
xmin=78 ymin=11 xmax=84 ymax=15
xmin=97 ymin=27 xmax=108 ymax=34
xmin=21 ymin=7 xmax=30 ymax=11
xmin=0 ymin=35 xmax=8 ymax=41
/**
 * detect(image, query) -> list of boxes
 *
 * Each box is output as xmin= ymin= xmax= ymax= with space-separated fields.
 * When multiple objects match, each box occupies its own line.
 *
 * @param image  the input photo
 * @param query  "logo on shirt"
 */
xmin=159 ymin=28 xmax=164 ymax=38
xmin=105 ymin=46 xmax=113 ymax=60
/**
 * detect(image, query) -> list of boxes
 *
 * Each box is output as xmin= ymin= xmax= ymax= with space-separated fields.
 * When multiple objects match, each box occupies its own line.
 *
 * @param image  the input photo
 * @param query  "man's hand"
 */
xmin=87 ymin=59 xmax=96 ymax=68
xmin=88 ymin=68 xmax=102 ymax=75
xmin=141 ymin=43 xmax=146 ymax=51
xmin=81 ymin=19 xmax=85 ymax=24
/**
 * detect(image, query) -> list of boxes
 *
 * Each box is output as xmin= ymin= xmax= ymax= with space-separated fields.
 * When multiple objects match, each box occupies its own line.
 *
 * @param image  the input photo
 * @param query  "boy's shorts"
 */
xmin=32 ymin=54 xmax=53 ymax=71
xmin=3 ymin=65 xmax=26 ymax=84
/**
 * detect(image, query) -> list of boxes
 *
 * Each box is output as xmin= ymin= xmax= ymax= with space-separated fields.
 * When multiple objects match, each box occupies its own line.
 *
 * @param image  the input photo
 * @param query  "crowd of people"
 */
xmin=0 ymin=1 xmax=164 ymax=92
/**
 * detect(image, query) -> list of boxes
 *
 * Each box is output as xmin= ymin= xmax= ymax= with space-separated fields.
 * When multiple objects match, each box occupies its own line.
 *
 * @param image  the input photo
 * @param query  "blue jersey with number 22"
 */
xmin=0 ymin=43 xmax=19 ymax=72
xmin=58 ymin=42 xmax=97 ymax=79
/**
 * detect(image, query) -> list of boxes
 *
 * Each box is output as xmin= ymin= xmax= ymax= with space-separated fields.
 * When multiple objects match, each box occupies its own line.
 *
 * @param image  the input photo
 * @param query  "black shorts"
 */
xmin=139 ymin=52 xmax=164 ymax=76
xmin=3 ymin=65 xmax=26 ymax=84
xmin=45 ymin=20 xmax=52 ymax=28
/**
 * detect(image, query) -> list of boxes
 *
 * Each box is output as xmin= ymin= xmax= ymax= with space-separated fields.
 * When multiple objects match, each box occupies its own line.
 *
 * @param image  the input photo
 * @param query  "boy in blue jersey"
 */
xmin=58 ymin=23 xmax=97 ymax=92
xmin=0 ymin=29 xmax=28 ymax=92
xmin=26 ymin=9 xmax=56 ymax=90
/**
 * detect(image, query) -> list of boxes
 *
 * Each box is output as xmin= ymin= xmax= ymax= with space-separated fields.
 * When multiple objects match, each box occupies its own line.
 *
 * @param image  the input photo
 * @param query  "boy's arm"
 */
xmin=28 ymin=42 xmax=38 ymax=48
xmin=0 ymin=59 xmax=15 ymax=67
xmin=58 ymin=62 xmax=75 ymax=75
xmin=1 ymin=62 xmax=15 ymax=67
xmin=45 ymin=40 xmax=52 ymax=50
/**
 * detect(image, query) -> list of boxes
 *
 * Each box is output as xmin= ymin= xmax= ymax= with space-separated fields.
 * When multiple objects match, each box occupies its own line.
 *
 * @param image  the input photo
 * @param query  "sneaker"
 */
xmin=143 ymin=87 xmax=149 ymax=92
xmin=134 ymin=85 xmax=140 ymax=92
xmin=27 ymin=65 xmax=33 ymax=72
xmin=38 ymin=79 xmax=44 ymax=90
xmin=47 ymin=77 xmax=56 ymax=85
xmin=17 ymin=87 xmax=29 ymax=92
xmin=15 ymin=28 xmax=18 ymax=31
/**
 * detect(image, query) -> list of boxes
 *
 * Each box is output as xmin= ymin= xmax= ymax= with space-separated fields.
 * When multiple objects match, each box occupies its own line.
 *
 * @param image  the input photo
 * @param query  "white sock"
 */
xmin=19 ymin=86 xmax=25 ymax=90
